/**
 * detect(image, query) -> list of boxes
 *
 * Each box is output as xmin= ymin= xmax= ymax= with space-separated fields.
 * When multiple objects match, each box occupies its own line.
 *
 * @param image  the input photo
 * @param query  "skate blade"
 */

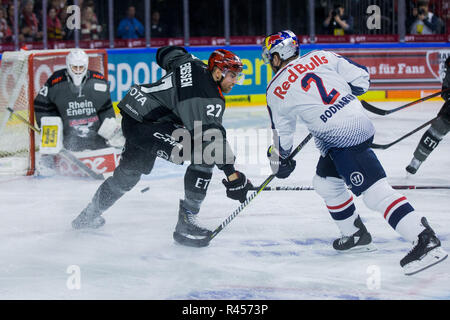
xmin=403 ymin=247 xmax=448 ymax=276
xmin=173 ymin=232 xmax=211 ymax=248
xmin=336 ymin=243 xmax=377 ymax=254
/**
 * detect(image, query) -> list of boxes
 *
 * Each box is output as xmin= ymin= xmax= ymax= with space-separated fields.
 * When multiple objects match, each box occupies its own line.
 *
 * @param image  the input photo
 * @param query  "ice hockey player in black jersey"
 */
xmin=34 ymin=48 xmax=120 ymax=152
xmin=406 ymin=56 xmax=450 ymax=174
xmin=72 ymin=46 xmax=253 ymax=246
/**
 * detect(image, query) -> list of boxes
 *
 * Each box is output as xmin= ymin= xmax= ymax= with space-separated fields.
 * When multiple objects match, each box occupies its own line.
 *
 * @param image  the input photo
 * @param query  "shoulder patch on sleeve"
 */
xmin=47 ymin=69 xmax=68 ymax=87
xmin=87 ymin=70 xmax=106 ymax=82
xmin=94 ymin=82 xmax=108 ymax=92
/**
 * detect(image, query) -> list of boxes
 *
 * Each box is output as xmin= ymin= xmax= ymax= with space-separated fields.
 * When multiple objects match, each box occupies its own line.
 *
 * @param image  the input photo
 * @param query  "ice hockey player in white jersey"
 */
xmin=262 ymin=30 xmax=447 ymax=275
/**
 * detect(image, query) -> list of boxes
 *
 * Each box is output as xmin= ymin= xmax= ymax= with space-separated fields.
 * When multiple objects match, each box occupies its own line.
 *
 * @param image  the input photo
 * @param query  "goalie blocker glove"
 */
xmin=97 ymin=117 xmax=125 ymax=148
xmin=267 ymin=145 xmax=296 ymax=179
xmin=222 ymin=171 xmax=253 ymax=203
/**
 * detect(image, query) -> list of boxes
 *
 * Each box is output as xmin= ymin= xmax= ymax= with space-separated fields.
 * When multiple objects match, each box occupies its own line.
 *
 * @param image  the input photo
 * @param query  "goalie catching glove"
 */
xmin=97 ymin=117 xmax=125 ymax=148
xmin=267 ymin=145 xmax=296 ymax=179
xmin=222 ymin=171 xmax=253 ymax=203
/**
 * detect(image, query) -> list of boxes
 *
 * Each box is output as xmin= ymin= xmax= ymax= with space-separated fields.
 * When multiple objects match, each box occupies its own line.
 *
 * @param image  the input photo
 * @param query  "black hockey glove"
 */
xmin=222 ymin=171 xmax=253 ymax=203
xmin=267 ymin=145 xmax=296 ymax=179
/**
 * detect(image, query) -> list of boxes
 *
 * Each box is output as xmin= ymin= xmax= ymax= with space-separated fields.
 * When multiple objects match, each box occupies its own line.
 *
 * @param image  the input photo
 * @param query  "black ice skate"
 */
xmin=333 ymin=216 xmax=377 ymax=253
xmin=400 ymin=217 xmax=448 ymax=276
xmin=173 ymin=200 xmax=212 ymax=246
xmin=72 ymin=207 xmax=105 ymax=229
xmin=405 ymin=157 xmax=422 ymax=175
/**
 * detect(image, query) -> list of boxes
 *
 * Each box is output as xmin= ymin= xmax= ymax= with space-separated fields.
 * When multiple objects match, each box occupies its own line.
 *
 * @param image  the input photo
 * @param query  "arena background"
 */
xmin=0 ymin=0 xmax=449 ymax=106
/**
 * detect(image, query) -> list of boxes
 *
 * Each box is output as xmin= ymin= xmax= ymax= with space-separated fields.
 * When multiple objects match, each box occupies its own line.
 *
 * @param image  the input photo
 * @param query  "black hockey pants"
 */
xmin=88 ymin=113 xmax=213 ymax=215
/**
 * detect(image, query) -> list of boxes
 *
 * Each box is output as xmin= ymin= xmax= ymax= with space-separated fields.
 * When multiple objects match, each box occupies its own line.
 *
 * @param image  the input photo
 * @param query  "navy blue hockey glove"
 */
xmin=267 ymin=145 xmax=296 ymax=179
xmin=222 ymin=171 xmax=253 ymax=203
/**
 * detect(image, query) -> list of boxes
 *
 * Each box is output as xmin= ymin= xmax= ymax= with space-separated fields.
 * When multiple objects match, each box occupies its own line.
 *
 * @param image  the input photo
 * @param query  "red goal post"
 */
xmin=0 ymin=49 xmax=108 ymax=176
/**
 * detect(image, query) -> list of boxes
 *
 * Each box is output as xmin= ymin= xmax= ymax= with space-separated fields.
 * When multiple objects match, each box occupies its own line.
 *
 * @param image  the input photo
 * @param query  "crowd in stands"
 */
xmin=0 ymin=0 xmax=103 ymax=43
xmin=0 ymin=0 xmax=447 ymax=45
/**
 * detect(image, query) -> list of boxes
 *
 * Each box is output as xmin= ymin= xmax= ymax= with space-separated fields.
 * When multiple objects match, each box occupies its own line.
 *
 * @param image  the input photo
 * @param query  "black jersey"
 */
xmin=442 ymin=57 xmax=450 ymax=102
xmin=34 ymin=69 xmax=114 ymax=151
xmin=118 ymin=46 xmax=236 ymax=172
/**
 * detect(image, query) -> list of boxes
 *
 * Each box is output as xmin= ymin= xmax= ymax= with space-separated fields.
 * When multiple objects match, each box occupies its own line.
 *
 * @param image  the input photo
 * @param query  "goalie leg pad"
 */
xmin=39 ymin=116 xmax=63 ymax=154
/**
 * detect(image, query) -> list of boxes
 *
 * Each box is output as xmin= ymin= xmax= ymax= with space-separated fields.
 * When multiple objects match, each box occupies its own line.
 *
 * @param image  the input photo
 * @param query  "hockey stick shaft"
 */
xmin=361 ymin=88 xmax=449 ymax=116
xmin=250 ymin=185 xmax=450 ymax=191
xmin=207 ymin=133 xmax=313 ymax=242
xmin=370 ymin=116 xmax=438 ymax=150
xmin=7 ymin=107 xmax=104 ymax=180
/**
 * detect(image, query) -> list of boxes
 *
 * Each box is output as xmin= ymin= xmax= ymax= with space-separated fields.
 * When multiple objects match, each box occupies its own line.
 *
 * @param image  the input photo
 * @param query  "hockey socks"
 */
xmin=363 ymin=179 xmax=425 ymax=242
xmin=313 ymin=175 xmax=363 ymax=238
xmin=326 ymin=195 xmax=358 ymax=236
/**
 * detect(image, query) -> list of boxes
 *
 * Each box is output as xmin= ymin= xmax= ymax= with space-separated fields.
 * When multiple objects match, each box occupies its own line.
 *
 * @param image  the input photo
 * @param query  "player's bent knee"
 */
xmin=312 ymin=175 xmax=350 ymax=204
xmin=430 ymin=117 xmax=450 ymax=137
xmin=362 ymin=178 xmax=400 ymax=212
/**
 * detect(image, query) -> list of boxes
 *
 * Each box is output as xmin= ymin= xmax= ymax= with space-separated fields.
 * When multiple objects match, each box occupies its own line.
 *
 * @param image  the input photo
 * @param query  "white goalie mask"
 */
xmin=66 ymin=49 xmax=89 ymax=86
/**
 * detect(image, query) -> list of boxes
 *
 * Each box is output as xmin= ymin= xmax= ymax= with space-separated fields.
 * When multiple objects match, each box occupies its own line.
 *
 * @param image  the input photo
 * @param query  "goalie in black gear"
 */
xmin=72 ymin=46 xmax=253 ymax=246
xmin=34 ymin=49 xmax=122 ymax=152
xmin=406 ymin=56 xmax=450 ymax=174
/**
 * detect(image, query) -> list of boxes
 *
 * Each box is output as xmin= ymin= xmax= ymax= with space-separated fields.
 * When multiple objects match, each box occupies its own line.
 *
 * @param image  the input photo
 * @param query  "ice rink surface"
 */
xmin=0 ymin=101 xmax=449 ymax=300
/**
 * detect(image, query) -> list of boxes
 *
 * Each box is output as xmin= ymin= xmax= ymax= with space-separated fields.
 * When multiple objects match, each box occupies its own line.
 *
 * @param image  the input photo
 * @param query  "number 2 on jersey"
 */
xmin=301 ymin=73 xmax=340 ymax=105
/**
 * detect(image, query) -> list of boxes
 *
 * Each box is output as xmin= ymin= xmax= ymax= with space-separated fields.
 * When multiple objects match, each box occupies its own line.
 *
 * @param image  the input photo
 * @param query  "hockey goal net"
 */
xmin=0 ymin=49 xmax=108 ymax=176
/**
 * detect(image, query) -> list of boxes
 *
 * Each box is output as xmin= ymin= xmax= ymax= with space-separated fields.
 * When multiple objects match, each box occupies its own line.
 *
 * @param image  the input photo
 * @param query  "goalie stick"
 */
xmin=361 ymin=88 xmax=450 ymax=116
xmin=6 ymin=107 xmax=104 ymax=180
xmin=250 ymin=185 xmax=450 ymax=191
xmin=370 ymin=116 xmax=438 ymax=150
xmin=174 ymin=133 xmax=313 ymax=248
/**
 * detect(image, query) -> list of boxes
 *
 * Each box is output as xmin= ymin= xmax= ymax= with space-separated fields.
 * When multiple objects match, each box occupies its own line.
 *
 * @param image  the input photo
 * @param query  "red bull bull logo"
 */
xmin=267 ymin=34 xmax=283 ymax=45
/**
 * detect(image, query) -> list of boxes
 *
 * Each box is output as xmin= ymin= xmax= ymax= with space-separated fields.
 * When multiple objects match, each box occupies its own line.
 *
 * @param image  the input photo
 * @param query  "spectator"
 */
xmin=49 ymin=0 xmax=65 ymax=16
xmin=0 ymin=6 xmax=12 ymax=43
xmin=47 ymin=7 xmax=63 ymax=40
xmin=6 ymin=3 xmax=15 ymax=37
xmin=80 ymin=5 xmax=101 ymax=40
xmin=407 ymin=0 xmax=442 ymax=34
xmin=117 ymin=5 xmax=144 ymax=39
xmin=82 ymin=0 xmax=99 ymax=26
xmin=151 ymin=10 xmax=166 ymax=38
xmin=322 ymin=3 xmax=354 ymax=35
xmin=19 ymin=0 xmax=42 ymax=42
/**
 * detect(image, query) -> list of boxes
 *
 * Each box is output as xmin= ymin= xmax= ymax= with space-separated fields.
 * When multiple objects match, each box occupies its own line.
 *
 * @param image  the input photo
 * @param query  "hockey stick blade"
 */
xmin=361 ymin=89 xmax=449 ymax=116
xmin=361 ymin=100 xmax=392 ymax=116
xmin=371 ymin=116 xmax=438 ymax=150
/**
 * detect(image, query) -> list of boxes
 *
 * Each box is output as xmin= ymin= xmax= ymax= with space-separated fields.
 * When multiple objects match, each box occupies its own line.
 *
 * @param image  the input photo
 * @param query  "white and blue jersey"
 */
xmin=266 ymin=50 xmax=375 ymax=156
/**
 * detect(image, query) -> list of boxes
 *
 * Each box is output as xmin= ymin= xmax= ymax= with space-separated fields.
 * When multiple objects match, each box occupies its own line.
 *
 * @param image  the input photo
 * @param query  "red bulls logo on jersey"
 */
xmin=272 ymin=55 xmax=329 ymax=100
